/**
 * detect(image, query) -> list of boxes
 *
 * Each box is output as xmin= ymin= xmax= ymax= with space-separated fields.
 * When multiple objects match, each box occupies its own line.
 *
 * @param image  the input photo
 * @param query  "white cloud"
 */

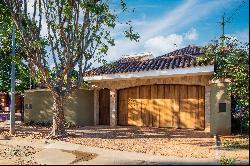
xmin=108 ymin=39 xmax=140 ymax=59
xmin=137 ymin=0 xmax=228 ymax=41
xmin=223 ymin=29 xmax=249 ymax=43
xmin=144 ymin=34 xmax=183 ymax=56
xmin=140 ymin=0 xmax=197 ymax=40
xmin=90 ymin=38 xmax=141 ymax=67
xmin=184 ymin=28 xmax=198 ymax=41
xmin=103 ymin=0 xmax=231 ymax=64
xmin=144 ymin=27 xmax=200 ymax=56
xmin=235 ymin=29 xmax=249 ymax=42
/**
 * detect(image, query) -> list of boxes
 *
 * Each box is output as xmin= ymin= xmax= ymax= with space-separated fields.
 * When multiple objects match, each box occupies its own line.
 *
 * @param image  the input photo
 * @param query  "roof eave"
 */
xmin=84 ymin=65 xmax=214 ymax=82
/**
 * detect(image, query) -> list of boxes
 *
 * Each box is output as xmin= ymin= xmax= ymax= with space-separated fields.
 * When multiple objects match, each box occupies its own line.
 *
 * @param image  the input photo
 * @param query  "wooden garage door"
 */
xmin=118 ymin=85 xmax=205 ymax=129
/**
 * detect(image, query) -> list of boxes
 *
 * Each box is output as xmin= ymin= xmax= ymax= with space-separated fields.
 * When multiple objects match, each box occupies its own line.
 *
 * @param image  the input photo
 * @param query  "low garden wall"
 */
xmin=24 ymin=89 xmax=94 ymax=126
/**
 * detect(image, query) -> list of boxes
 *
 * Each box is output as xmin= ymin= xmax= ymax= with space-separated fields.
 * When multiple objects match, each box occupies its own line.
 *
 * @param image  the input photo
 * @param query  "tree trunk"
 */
xmin=51 ymin=95 xmax=66 ymax=136
xmin=240 ymin=119 xmax=243 ymax=135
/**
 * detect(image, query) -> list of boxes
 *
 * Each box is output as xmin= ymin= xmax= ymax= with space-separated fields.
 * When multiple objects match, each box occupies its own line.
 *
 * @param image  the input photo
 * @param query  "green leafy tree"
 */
xmin=0 ymin=55 xmax=32 ymax=93
xmin=3 ymin=0 xmax=139 ymax=137
xmin=199 ymin=37 xmax=249 ymax=134
xmin=0 ymin=0 xmax=33 ymax=93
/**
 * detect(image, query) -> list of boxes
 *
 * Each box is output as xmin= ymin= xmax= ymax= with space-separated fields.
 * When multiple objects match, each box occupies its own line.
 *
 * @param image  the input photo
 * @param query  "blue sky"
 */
xmin=104 ymin=0 xmax=249 ymax=63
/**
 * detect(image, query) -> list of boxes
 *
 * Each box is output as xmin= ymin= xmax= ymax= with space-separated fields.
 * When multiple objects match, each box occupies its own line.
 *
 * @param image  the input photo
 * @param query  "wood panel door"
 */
xmin=187 ymin=86 xmax=199 ymax=129
xmin=179 ymin=85 xmax=188 ymax=128
xmin=127 ymin=87 xmax=142 ymax=126
xmin=159 ymin=85 xmax=180 ymax=128
xmin=118 ymin=84 xmax=205 ymax=129
xmin=150 ymin=85 xmax=159 ymax=127
xmin=140 ymin=85 xmax=151 ymax=126
xmin=179 ymin=85 xmax=204 ymax=129
xmin=118 ymin=89 xmax=128 ymax=125
xmin=99 ymin=88 xmax=110 ymax=125
xmin=170 ymin=85 xmax=180 ymax=128
xmin=197 ymin=86 xmax=205 ymax=129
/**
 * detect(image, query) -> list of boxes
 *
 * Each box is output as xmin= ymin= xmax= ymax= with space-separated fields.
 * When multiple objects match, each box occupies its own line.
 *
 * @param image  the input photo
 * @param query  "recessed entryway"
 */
xmin=99 ymin=88 xmax=110 ymax=125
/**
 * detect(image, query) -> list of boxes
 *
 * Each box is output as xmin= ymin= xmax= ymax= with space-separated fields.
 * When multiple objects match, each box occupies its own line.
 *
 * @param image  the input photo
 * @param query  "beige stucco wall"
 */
xmin=205 ymin=86 xmax=211 ymax=132
xmin=24 ymin=89 xmax=94 ymax=126
xmin=93 ymin=89 xmax=99 ymax=125
xmin=110 ymin=89 xmax=117 ymax=126
xmin=91 ymin=74 xmax=212 ymax=90
xmin=210 ymin=82 xmax=231 ymax=135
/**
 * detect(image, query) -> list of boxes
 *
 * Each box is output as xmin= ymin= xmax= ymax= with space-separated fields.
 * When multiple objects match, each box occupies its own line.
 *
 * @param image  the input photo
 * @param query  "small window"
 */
xmin=29 ymin=104 xmax=32 ymax=109
xmin=25 ymin=104 xmax=29 ymax=109
xmin=219 ymin=103 xmax=226 ymax=112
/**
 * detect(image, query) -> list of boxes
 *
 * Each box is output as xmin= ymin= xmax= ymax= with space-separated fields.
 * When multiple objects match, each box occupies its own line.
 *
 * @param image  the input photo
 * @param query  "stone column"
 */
xmin=93 ymin=89 xmax=99 ymax=125
xmin=205 ymin=86 xmax=211 ymax=132
xmin=110 ymin=89 xmax=117 ymax=126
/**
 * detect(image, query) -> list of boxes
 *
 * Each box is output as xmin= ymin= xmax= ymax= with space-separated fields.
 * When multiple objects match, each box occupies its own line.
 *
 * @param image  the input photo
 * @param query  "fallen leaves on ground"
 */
xmin=0 ymin=144 xmax=40 ymax=165
xmin=0 ymin=125 xmax=216 ymax=159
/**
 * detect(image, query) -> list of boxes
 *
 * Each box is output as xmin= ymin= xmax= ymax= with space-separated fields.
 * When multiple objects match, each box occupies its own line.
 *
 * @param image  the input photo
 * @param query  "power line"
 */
xmin=218 ymin=0 xmax=246 ymax=44
xmin=215 ymin=0 xmax=246 ymax=73
xmin=225 ymin=0 xmax=246 ymax=24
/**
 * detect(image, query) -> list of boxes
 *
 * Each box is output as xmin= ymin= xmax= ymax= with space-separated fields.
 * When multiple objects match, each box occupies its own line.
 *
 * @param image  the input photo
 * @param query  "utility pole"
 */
xmin=218 ymin=0 xmax=246 ymax=45
xmin=10 ymin=25 xmax=16 ymax=134
xmin=216 ymin=0 xmax=246 ymax=73
xmin=220 ymin=13 xmax=225 ymax=46
xmin=215 ymin=14 xmax=226 ymax=73
xmin=29 ymin=60 xmax=32 ymax=89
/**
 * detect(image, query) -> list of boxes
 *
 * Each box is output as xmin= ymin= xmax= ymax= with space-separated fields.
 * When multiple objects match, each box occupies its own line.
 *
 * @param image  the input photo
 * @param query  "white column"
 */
xmin=93 ymin=89 xmax=99 ymax=125
xmin=110 ymin=89 xmax=117 ymax=126
xmin=205 ymin=86 xmax=211 ymax=132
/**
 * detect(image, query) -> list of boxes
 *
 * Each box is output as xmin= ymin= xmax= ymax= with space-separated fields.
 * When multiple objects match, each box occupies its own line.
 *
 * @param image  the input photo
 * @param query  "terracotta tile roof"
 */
xmin=86 ymin=45 xmax=213 ymax=76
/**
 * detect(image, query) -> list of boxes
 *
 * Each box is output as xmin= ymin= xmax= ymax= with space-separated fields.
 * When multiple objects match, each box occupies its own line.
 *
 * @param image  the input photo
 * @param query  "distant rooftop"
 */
xmin=118 ymin=52 xmax=154 ymax=63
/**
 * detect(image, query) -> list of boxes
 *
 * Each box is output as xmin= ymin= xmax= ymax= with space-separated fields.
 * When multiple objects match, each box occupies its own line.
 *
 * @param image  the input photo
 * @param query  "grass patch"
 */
xmin=221 ymin=137 xmax=249 ymax=149
xmin=219 ymin=156 xmax=236 ymax=165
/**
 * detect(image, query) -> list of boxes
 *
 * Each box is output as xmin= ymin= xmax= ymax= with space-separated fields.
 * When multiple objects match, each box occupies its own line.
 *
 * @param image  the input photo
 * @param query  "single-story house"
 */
xmin=24 ymin=45 xmax=231 ymax=135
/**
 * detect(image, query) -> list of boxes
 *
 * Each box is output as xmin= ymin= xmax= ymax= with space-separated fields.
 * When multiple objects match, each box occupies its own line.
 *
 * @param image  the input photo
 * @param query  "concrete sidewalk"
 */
xmin=35 ymin=141 xmax=218 ymax=165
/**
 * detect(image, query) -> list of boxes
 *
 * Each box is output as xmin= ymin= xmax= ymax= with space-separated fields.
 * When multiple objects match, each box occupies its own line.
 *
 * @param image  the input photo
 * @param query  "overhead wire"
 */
xmin=225 ymin=0 xmax=246 ymax=24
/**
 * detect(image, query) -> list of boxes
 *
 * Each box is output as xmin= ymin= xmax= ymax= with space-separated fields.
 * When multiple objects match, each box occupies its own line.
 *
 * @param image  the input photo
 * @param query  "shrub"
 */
xmin=242 ymin=120 xmax=249 ymax=134
xmin=25 ymin=120 xmax=77 ymax=128
xmin=25 ymin=120 xmax=52 ymax=127
xmin=221 ymin=138 xmax=249 ymax=149
xmin=220 ymin=156 xmax=236 ymax=165
xmin=64 ymin=120 xmax=76 ymax=128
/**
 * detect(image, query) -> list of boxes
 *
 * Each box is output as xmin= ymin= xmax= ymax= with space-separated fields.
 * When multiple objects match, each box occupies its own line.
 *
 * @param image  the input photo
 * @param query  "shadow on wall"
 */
xmin=127 ymin=99 xmax=202 ymax=129
xmin=65 ymin=90 xmax=94 ymax=126
xmin=119 ymin=84 xmax=205 ymax=129
xmin=24 ymin=89 xmax=94 ymax=126
xmin=24 ymin=91 xmax=54 ymax=123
